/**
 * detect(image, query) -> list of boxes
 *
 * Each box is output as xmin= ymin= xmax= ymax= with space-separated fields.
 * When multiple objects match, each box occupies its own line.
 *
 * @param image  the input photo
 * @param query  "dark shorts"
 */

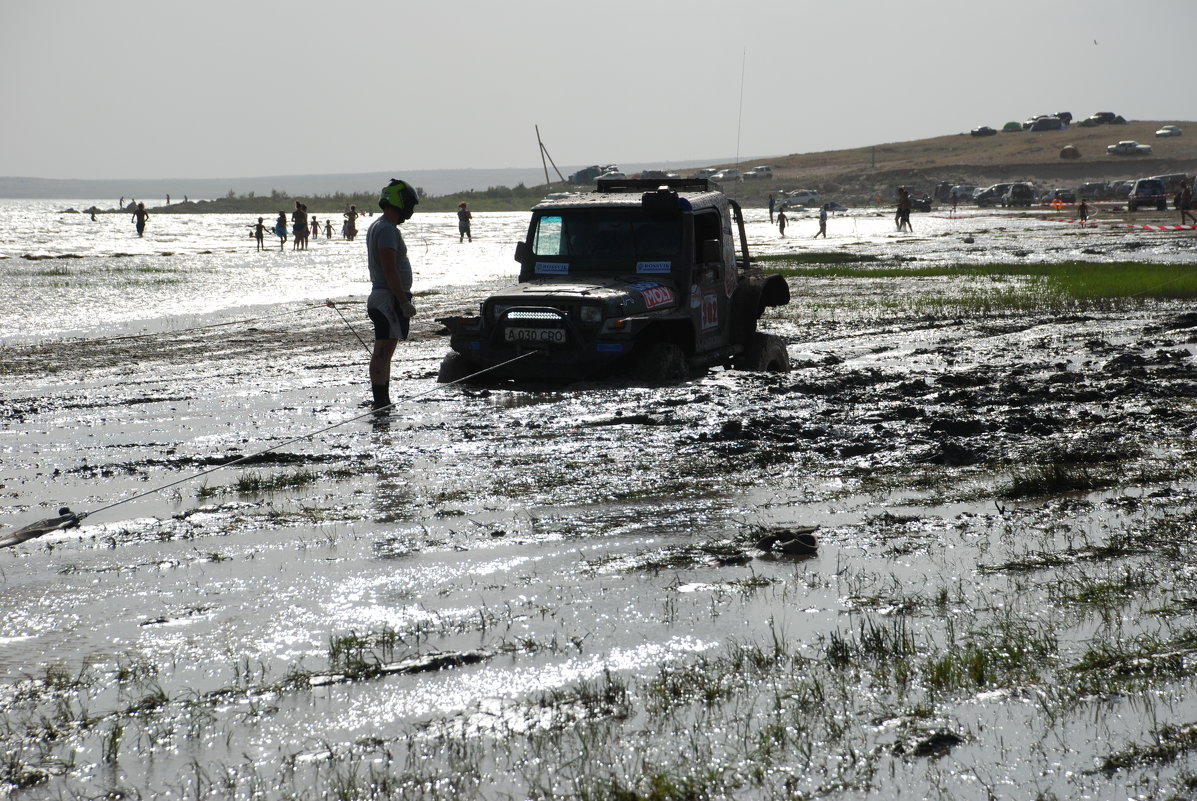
xmin=367 ymin=291 xmax=410 ymax=341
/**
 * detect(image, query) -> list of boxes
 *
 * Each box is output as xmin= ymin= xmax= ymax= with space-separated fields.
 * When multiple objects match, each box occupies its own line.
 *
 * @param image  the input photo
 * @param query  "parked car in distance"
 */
xmin=949 ymin=185 xmax=975 ymax=202
xmin=908 ymin=192 xmax=932 ymax=212
xmin=974 ymin=183 xmax=1013 ymax=207
xmin=1088 ymin=112 xmax=1119 ymax=125
xmin=1128 ymin=178 xmax=1169 ymax=212
xmin=709 ymin=169 xmax=741 ymax=182
xmin=1042 ymin=188 xmax=1076 ymax=203
xmin=1107 ymin=140 xmax=1152 ymax=155
xmin=778 ymin=189 xmax=819 ymax=208
xmin=690 ymin=167 xmax=718 ymax=179
xmin=596 ymin=169 xmax=626 ymax=180
xmin=1155 ymin=125 xmax=1183 ymax=137
xmin=1003 ymin=183 xmax=1036 ymax=207
xmin=971 ymin=125 xmax=997 ymax=137
xmin=743 ymin=165 xmax=773 ymax=179
xmin=1110 ymin=180 xmax=1134 ymax=199
xmin=1028 ymin=116 xmax=1064 ymax=132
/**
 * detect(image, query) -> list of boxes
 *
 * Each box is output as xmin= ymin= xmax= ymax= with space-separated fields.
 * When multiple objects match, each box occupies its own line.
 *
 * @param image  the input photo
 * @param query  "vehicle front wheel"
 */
xmin=736 ymin=333 xmax=790 ymax=372
xmin=632 ymin=341 xmax=689 ymax=383
xmin=437 ymin=352 xmax=479 ymax=384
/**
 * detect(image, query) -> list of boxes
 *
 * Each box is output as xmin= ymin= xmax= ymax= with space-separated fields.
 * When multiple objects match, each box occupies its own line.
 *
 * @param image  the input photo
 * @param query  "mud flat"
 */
xmin=2 ymin=212 xmax=1197 ymax=800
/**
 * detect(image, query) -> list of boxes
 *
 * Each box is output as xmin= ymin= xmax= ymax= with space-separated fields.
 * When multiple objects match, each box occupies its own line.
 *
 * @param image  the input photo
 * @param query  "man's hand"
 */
xmin=400 ymin=300 xmax=417 ymax=319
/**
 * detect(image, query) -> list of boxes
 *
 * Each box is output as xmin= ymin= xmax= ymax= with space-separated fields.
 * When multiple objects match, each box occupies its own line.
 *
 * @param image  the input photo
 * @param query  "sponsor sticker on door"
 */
xmin=702 ymin=294 xmax=719 ymax=329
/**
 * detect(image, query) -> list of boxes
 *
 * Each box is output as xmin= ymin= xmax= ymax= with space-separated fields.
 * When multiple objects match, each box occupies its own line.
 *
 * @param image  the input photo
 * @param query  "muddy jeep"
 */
xmin=437 ymin=178 xmax=791 ymax=383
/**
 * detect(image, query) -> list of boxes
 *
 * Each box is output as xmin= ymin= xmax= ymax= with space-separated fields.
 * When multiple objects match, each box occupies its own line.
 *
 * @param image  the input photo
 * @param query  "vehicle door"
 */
xmin=691 ymin=208 xmax=733 ymax=351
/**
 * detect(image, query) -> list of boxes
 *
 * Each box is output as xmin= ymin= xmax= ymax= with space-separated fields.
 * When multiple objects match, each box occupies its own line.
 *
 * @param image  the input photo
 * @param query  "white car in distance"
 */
xmin=1106 ymin=140 xmax=1153 ymax=156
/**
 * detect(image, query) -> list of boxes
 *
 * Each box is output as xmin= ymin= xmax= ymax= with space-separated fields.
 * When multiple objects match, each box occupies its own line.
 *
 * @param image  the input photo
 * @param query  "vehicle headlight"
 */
xmin=580 ymin=305 xmax=604 ymax=324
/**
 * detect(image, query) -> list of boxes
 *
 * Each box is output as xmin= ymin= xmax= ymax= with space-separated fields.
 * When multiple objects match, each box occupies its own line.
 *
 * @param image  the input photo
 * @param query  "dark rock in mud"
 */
xmin=919 ymin=439 xmax=982 ymax=466
xmin=929 ymin=417 xmax=985 ymax=437
xmin=894 ymin=729 xmax=966 ymax=758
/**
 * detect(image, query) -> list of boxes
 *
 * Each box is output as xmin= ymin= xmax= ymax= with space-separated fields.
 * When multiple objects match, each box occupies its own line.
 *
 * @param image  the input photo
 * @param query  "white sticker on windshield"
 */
xmin=534 ymin=262 xmax=570 ymax=275
xmin=636 ymin=261 xmax=672 ymax=274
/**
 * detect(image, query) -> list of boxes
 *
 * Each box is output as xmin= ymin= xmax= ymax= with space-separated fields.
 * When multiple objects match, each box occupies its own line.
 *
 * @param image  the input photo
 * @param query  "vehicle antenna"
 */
xmin=734 ymin=48 xmax=747 ymax=170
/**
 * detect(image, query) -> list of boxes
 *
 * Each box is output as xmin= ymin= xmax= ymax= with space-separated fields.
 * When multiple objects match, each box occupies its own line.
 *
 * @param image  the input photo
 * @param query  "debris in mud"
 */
xmin=892 ymin=728 xmax=967 ymax=758
xmin=754 ymin=526 xmax=819 ymax=556
xmin=590 ymin=542 xmax=753 ymax=574
xmin=309 ymin=649 xmax=492 ymax=687
xmin=0 ymin=506 xmax=80 ymax=548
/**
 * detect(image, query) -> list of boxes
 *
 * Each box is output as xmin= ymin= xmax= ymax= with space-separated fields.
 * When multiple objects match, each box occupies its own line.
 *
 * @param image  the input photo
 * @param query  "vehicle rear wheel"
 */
xmin=632 ymin=341 xmax=689 ymax=383
xmin=736 ymin=333 xmax=790 ymax=372
xmin=437 ymin=352 xmax=478 ymax=384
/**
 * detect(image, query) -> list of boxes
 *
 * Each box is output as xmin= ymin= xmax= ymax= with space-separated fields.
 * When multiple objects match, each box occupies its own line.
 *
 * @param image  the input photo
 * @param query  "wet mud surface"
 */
xmin=3 ymin=212 xmax=1197 ymax=799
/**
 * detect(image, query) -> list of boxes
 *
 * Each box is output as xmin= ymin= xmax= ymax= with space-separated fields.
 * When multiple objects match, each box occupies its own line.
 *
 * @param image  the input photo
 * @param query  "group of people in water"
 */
xmin=251 ymin=202 xmax=362 ymax=251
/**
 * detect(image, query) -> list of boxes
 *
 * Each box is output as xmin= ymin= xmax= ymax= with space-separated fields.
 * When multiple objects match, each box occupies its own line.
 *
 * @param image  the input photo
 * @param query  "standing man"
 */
xmin=457 ymin=201 xmax=473 ymax=242
xmin=776 ymin=207 xmax=787 ymax=237
xmin=896 ymin=187 xmax=913 ymax=232
xmin=813 ymin=203 xmax=828 ymax=238
xmin=132 ymin=202 xmax=149 ymax=237
xmin=366 ymin=179 xmax=419 ymax=411
xmin=1180 ymin=182 xmax=1196 ymax=226
xmin=768 ymin=193 xmax=775 ymax=224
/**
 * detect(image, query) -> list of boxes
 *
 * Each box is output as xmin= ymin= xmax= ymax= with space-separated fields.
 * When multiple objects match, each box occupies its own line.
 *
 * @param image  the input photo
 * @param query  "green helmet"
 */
xmin=379 ymin=179 xmax=418 ymax=214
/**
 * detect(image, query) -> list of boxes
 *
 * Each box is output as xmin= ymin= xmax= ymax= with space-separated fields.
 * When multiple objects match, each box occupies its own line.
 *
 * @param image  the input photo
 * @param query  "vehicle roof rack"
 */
xmin=595 ymin=177 xmax=711 ymax=193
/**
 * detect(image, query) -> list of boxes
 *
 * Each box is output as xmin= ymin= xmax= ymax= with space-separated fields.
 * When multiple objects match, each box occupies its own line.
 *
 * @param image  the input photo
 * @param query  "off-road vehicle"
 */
xmin=437 ymin=178 xmax=791 ymax=383
xmin=1127 ymin=178 xmax=1169 ymax=212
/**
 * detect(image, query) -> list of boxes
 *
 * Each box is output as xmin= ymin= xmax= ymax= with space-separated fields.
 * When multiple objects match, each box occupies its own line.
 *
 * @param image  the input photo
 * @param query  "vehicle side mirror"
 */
xmin=514 ymin=241 xmax=530 ymax=262
xmin=699 ymin=239 xmax=722 ymax=263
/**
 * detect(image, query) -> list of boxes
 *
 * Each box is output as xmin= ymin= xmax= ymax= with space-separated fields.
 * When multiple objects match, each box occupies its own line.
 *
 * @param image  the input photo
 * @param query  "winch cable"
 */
xmin=0 ymin=349 xmax=543 ymax=549
xmin=325 ymin=300 xmax=374 ymax=357
xmin=74 ymin=302 xmax=345 ymax=346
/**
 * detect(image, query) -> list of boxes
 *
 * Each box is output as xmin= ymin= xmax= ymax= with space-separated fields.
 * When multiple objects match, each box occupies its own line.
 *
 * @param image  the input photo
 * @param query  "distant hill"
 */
xmin=8 ymin=121 xmax=1189 ymax=206
xmin=0 ymin=159 xmax=720 ymax=201
xmin=693 ymin=120 xmax=1196 ymax=204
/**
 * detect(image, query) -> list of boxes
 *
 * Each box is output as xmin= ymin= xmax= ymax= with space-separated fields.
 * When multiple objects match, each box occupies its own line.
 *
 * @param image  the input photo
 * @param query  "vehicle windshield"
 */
xmin=531 ymin=210 xmax=683 ymax=263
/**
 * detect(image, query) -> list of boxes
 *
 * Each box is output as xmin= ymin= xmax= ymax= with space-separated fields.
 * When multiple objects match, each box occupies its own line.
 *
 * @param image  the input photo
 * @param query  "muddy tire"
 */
xmin=632 ymin=341 xmax=689 ymax=383
xmin=736 ymin=333 xmax=790 ymax=372
xmin=437 ymin=352 xmax=478 ymax=384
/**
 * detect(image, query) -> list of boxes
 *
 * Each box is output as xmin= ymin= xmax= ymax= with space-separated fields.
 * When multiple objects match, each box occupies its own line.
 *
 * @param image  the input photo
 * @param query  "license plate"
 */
xmin=504 ymin=327 xmax=566 ymax=345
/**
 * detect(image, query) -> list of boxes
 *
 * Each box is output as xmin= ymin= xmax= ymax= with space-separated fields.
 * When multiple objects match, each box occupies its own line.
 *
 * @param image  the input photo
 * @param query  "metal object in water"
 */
xmin=0 ymin=507 xmax=81 ymax=549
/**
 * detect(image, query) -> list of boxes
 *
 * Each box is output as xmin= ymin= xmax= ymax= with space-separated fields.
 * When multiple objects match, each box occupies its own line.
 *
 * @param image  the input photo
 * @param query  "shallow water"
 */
xmin=2 ymin=197 xmax=1197 ymax=799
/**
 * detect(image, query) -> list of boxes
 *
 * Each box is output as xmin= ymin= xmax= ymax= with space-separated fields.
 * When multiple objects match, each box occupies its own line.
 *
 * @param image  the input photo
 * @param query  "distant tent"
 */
xmin=1059 ymin=145 xmax=1081 ymax=160
xmin=1002 ymin=121 xmax=1023 ymax=132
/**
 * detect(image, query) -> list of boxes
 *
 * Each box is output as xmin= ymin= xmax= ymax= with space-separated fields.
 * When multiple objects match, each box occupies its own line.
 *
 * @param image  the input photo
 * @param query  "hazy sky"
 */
xmin=3 ymin=0 xmax=1194 ymax=180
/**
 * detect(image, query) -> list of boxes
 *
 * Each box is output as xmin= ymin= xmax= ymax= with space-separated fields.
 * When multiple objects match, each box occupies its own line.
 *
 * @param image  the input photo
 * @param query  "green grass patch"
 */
xmin=764 ymin=261 xmax=1197 ymax=301
xmin=1096 ymin=721 xmax=1197 ymax=774
xmin=756 ymin=251 xmax=881 ymax=265
xmin=195 ymin=468 xmax=319 ymax=498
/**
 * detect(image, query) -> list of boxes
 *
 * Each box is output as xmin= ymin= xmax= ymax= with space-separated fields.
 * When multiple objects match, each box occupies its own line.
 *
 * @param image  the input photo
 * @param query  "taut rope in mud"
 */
xmin=0 ymin=350 xmax=543 ymax=549
xmin=326 ymin=300 xmax=374 ymax=357
xmin=81 ymin=302 xmax=343 ymax=345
